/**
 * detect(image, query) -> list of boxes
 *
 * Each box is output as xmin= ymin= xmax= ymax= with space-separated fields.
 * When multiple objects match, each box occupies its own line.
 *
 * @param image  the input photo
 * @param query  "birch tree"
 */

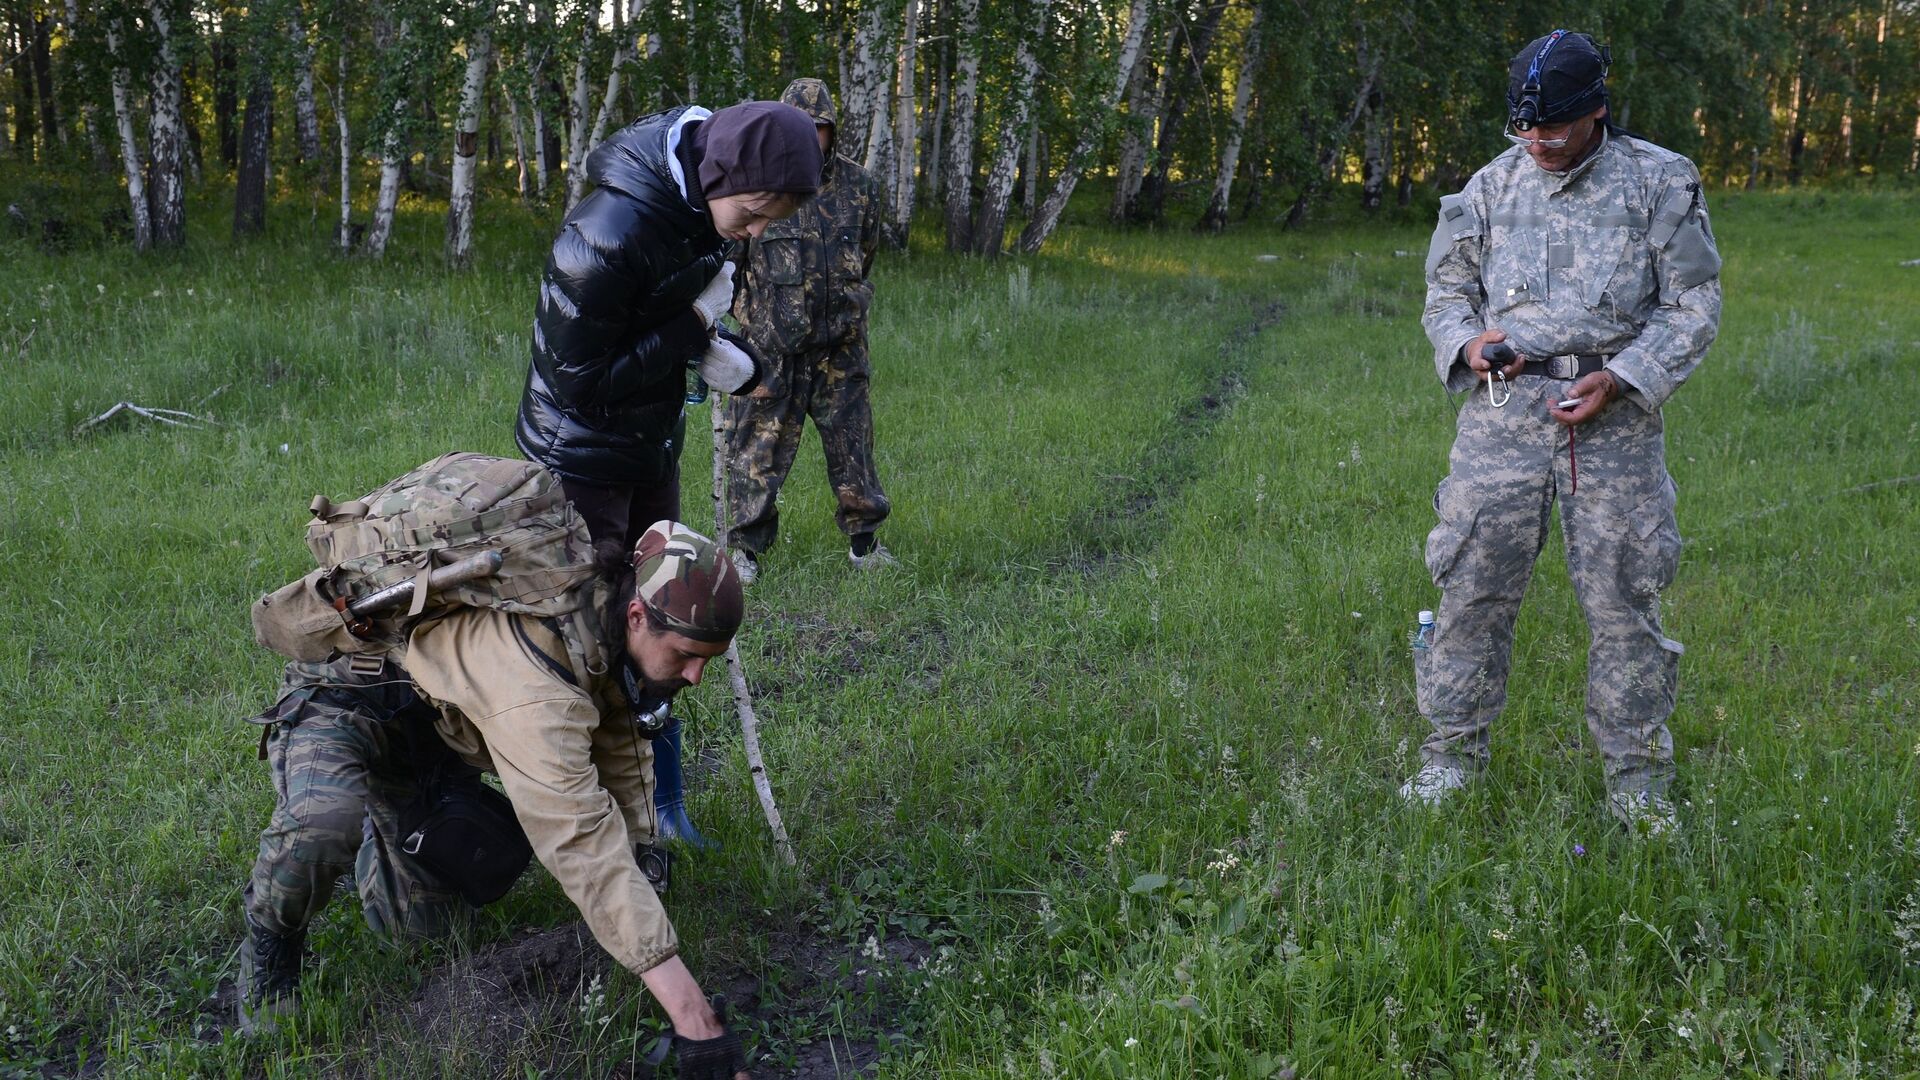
xmin=941 ymin=0 xmax=980 ymax=251
xmin=1018 ymin=0 xmax=1152 ymax=254
xmin=363 ymin=7 xmax=412 ymax=257
xmin=232 ymin=44 xmax=272 ymax=236
xmin=1136 ymin=0 xmax=1228 ymax=224
xmin=144 ymin=0 xmax=187 ymax=247
xmin=446 ymin=0 xmax=494 ymax=265
xmin=841 ymin=1 xmax=884 ymax=160
xmin=563 ymin=8 xmax=594 ymax=209
xmin=288 ymin=2 xmax=323 ymax=161
xmin=333 ymin=39 xmax=351 ymax=249
xmin=971 ymin=0 xmax=1048 ymax=256
xmin=885 ymin=0 xmax=920 ymax=245
xmin=104 ymin=10 xmax=150 ymax=249
xmin=1197 ymin=0 xmax=1260 ymax=232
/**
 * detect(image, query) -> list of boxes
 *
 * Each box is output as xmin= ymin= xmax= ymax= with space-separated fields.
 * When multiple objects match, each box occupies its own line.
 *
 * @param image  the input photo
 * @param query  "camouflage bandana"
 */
xmin=631 ymin=521 xmax=744 ymax=644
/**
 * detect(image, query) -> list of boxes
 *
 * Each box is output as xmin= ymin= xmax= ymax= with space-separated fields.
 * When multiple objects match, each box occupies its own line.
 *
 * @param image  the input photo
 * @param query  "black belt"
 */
xmin=1518 ymin=354 xmax=1609 ymax=379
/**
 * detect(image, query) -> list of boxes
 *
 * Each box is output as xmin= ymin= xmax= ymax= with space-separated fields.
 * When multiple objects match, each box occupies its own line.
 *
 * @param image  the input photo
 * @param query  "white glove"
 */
xmin=698 ymin=334 xmax=757 ymax=393
xmin=691 ymin=262 xmax=736 ymax=330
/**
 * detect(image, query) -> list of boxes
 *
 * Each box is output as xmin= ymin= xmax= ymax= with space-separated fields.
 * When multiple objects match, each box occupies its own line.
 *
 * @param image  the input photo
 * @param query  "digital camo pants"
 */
xmin=724 ymin=339 xmax=890 ymax=555
xmin=246 ymin=656 xmax=471 ymax=940
xmin=1415 ymin=375 xmax=1685 ymax=794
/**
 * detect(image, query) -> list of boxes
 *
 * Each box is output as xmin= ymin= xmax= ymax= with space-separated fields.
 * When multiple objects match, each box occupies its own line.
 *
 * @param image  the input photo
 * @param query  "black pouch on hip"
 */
xmin=400 ymin=778 xmax=534 ymax=906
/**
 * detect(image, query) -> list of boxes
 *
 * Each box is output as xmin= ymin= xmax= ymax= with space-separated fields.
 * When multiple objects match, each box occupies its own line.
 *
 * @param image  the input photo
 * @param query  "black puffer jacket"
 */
xmin=515 ymin=107 xmax=725 ymax=486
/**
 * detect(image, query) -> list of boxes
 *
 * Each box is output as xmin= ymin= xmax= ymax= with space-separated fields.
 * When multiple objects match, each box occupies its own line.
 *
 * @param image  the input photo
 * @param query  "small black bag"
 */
xmin=401 ymin=777 xmax=534 ymax=906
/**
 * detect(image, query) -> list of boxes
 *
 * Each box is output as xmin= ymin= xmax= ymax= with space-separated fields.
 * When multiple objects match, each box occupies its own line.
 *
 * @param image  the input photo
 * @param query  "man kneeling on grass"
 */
xmin=236 ymin=457 xmax=752 ymax=1078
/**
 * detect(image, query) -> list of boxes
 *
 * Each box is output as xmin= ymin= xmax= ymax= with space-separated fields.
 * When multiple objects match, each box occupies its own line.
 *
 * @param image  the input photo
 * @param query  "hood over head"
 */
xmin=696 ymin=101 xmax=822 ymax=200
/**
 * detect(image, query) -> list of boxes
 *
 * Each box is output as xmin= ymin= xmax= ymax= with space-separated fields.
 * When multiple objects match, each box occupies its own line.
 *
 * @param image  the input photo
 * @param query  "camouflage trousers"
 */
xmin=245 ymin=655 xmax=476 ymax=941
xmin=724 ymin=338 xmax=889 ymax=555
xmin=1414 ymin=375 xmax=1684 ymax=794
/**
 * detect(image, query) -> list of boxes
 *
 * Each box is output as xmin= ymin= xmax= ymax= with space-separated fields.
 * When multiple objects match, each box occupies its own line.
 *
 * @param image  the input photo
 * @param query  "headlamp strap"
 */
xmin=1525 ymin=28 xmax=1569 ymax=94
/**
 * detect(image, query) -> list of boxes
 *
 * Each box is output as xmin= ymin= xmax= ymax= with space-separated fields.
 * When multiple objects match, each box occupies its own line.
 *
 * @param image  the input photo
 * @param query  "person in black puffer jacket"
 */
xmin=516 ymin=101 xmax=823 ymax=552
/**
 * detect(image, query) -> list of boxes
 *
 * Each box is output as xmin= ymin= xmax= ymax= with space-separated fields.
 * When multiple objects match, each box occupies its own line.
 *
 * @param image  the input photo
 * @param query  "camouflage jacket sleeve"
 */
xmin=404 ymin=609 xmax=680 ymax=974
xmin=1421 ymin=179 xmax=1490 ymax=392
xmin=1604 ymin=168 xmax=1722 ymax=412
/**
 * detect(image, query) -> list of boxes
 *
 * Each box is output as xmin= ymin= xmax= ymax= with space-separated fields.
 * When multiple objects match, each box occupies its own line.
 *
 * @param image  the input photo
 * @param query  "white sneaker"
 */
xmin=728 ymin=548 xmax=759 ymax=586
xmin=1607 ymin=790 xmax=1680 ymax=837
xmin=1398 ymin=762 xmax=1469 ymax=805
xmin=849 ymin=541 xmax=898 ymax=570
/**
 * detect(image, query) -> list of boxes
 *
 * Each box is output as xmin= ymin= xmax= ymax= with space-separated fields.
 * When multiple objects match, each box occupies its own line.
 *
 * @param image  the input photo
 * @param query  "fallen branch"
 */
xmin=724 ymin=639 xmax=795 ymax=866
xmin=73 ymin=400 xmax=213 ymax=436
xmin=711 ymin=390 xmax=796 ymax=866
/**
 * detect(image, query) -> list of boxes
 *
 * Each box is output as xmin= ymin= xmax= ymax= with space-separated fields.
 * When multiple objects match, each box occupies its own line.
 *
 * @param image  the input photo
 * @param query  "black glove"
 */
xmin=675 ymin=1028 xmax=746 ymax=1079
xmin=674 ymin=995 xmax=746 ymax=1079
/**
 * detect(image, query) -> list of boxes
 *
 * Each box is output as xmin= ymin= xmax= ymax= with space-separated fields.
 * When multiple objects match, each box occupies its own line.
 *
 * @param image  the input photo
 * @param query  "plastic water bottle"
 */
xmin=1410 ymin=610 xmax=1435 ymax=650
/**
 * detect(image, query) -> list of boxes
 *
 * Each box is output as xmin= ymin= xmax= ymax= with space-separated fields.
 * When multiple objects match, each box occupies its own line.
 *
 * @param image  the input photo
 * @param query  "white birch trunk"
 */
xmin=529 ymin=0 xmax=554 ymax=197
xmin=105 ymin=16 xmax=151 ymax=250
xmin=588 ymin=35 xmax=635 ymax=153
xmin=941 ymin=0 xmax=979 ymax=251
xmin=289 ymin=8 xmax=323 ymax=162
xmin=564 ymin=16 xmax=594 ymax=211
xmin=1022 ymin=126 xmax=1037 ymax=209
xmin=717 ymin=0 xmax=744 ymax=102
xmin=684 ymin=0 xmax=699 ymax=100
xmin=888 ymin=0 xmax=920 ymax=241
xmin=447 ymin=17 xmax=495 ymax=266
xmin=1110 ymin=27 xmax=1168 ymax=222
xmin=1017 ymin=0 xmax=1151 ymax=254
xmin=971 ymin=0 xmax=1047 ymax=255
xmin=529 ymin=81 xmax=550 ymax=196
xmin=499 ymin=50 xmax=531 ymax=198
xmin=842 ymin=3 xmax=882 ymax=161
xmin=335 ymin=47 xmax=352 ymax=250
xmin=145 ymin=0 xmax=187 ymax=248
xmin=365 ymin=18 xmax=411 ymax=258
xmin=1198 ymin=4 xmax=1261 ymax=233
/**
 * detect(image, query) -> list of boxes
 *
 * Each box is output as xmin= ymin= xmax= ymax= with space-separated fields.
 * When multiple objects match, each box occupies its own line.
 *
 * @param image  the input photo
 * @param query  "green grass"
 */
xmin=2 ymin=173 xmax=1918 ymax=1078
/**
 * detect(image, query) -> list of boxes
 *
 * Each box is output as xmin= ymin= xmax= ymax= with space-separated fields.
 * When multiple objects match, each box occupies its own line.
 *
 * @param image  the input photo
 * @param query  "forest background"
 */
xmin=3 ymin=0 xmax=1920 ymax=1077
xmin=1 ymin=0 xmax=1918 ymax=256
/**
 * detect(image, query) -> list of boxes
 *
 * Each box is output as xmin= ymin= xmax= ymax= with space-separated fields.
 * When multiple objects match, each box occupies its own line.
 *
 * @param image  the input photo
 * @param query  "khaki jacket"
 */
xmin=403 ymin=606 xmax=676 ymax=974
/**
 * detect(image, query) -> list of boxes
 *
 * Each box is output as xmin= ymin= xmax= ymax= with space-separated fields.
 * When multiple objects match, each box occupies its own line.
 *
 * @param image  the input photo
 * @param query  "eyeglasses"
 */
xmin=1504 ymin=126 xmax=1574 ymax=149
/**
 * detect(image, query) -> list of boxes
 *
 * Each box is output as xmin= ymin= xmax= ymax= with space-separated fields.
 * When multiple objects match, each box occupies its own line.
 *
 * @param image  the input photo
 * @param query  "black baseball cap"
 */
xmin=1507 ymin=30 xmax=1611 ymax=130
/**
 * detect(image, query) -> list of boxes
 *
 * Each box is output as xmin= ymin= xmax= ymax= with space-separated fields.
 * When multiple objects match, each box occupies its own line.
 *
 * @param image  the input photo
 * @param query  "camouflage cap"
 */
xmin=780 ymin=78 xmax=836 ymax=131
xmin=631 ymin=521 xmax=743 ymax=644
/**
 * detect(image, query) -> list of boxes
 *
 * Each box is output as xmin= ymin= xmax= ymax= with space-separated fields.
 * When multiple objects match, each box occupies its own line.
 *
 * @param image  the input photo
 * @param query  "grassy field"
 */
xmin=1 ymin=174 xmax=1918 ymax=1078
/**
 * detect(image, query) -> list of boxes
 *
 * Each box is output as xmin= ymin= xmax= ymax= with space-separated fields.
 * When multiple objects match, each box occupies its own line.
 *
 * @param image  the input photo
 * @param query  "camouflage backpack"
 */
xmin=250 ymin=453 xmax=610 ymax=673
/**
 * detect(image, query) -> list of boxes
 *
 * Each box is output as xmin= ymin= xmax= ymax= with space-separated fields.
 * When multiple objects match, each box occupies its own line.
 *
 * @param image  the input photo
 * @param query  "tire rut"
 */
xmin=1057 ymin=297 xmax=1287 ymax=576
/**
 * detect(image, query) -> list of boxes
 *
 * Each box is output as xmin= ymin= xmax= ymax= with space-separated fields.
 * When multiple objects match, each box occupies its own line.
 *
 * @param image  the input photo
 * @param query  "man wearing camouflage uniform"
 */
xmin=724 ymin=78 xmax=893 ymax=584
xmin=1406 ymin=30 xmax=1721 ymax=835
xmin=238 ymin=518 xmax=754 ymax=1079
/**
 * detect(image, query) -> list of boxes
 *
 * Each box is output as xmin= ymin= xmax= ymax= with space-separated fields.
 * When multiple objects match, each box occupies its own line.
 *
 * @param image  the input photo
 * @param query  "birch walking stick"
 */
xmin=712 ymin=390 xmax=797 ymax=865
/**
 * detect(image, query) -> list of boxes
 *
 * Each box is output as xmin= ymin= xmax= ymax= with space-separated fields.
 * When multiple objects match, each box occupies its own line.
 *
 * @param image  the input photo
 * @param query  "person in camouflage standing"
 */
xmin=238 ymin=517 xmax=756 ymax=1079
xmin=723 ymin=78 xmax=893 ymax=584
xmin=1405 ymin=30 xmax=1721 ymax=835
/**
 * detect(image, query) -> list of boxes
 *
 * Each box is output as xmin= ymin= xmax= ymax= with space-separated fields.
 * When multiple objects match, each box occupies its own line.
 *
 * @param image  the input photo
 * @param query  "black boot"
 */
xmin=236 ymin=892 xmax=305 ymax=1035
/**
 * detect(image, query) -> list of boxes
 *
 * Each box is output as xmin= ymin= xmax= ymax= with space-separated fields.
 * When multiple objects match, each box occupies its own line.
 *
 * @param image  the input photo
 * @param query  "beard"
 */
xmin=638 ymin=674 xmax=690 ymax=701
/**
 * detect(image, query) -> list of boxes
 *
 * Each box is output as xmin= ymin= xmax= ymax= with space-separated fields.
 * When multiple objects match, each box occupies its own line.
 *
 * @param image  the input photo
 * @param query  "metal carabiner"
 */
xmin=1488 ymin=370 xmax=1513 ymax=408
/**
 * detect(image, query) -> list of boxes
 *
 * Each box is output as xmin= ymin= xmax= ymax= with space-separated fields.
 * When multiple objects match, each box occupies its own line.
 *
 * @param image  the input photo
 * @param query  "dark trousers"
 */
xmin=561 ymin=474 xmax=683 ymax=553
